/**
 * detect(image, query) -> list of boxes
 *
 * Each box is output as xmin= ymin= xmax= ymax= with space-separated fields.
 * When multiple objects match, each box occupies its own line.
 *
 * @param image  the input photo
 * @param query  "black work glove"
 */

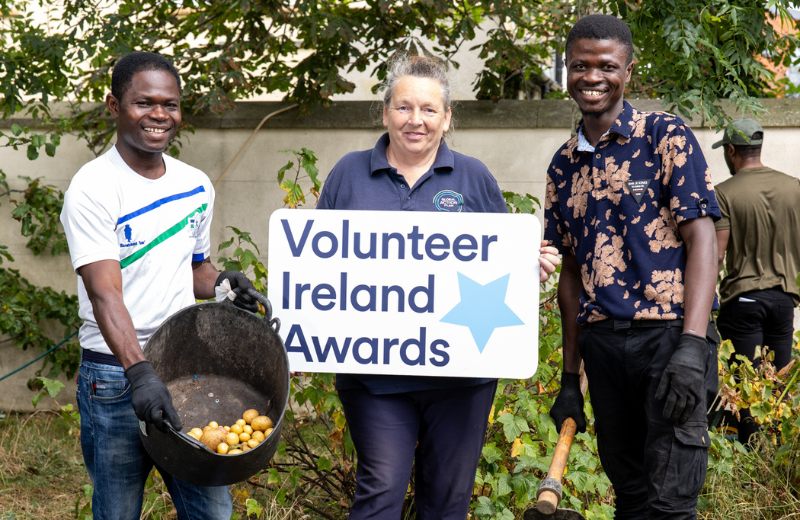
xmin=125 ymin=360 xmax=182 ymax=433
xmin=215 ymin=271 xmax=258 ymax=312
xmin=655 ymin=333 xmax=707 ymax=424
xmin=549 ymin=372 xmax=587 ymax=433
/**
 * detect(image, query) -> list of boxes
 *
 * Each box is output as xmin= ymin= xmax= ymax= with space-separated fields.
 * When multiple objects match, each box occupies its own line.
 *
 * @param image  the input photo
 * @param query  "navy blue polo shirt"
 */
xmin=544 ymin=101 xmax=720 ymax=323
xmin=318 ymin=132 xmax=507 ymax=394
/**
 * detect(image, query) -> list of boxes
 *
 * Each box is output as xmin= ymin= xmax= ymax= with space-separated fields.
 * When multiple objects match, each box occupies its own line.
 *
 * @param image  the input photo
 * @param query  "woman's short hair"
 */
xmin=381 ymin=54 xmax=451 ymax=110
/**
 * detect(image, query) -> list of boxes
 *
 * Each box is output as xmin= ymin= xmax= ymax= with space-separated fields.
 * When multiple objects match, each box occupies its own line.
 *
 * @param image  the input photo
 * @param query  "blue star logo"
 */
xmin=439 ymin=272 xmax=524 ymax=353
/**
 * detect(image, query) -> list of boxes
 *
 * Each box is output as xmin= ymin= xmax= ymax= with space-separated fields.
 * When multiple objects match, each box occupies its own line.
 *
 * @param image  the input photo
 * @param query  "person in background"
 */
xmin=60 ymin=51 xmax=256 ymax=519
xmin=544 ymin=15 xmax=720 ymax=519
xmin=713 ymin=118 xmax=800 ymax=443
xmin=317 ymin=54 xmax=560 ymax=520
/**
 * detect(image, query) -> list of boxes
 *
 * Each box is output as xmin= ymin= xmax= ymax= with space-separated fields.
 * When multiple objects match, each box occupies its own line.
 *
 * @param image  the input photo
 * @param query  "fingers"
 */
xmin=654 ymin=372 xmax=670 ymax=401
xmin=538 ymin=241 xmax=560 ymax=283
xmin=163 ymin=402 xmax=183 ymax=431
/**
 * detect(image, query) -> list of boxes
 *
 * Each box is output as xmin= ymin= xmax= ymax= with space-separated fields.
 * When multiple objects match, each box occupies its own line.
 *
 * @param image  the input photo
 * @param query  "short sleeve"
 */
xmin=317 ymin=163 xmax=340 ymax=210
xmin=713 ymin=186 xmax=730 ymax=231
xmin=543 ymin=164 xmax=572 ymax=255
xmin=60 ymin=178 xmax=121 ymax=272
xmin=661 ymin=124 xmax=721 ymax=225
xmin=192 ymin=181 xmax=215 ymax=262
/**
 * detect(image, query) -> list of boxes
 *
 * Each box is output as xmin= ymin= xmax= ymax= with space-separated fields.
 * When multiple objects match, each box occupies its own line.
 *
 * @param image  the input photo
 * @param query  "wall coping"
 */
xmin=3 ymin=98 xmax=800 ymax=130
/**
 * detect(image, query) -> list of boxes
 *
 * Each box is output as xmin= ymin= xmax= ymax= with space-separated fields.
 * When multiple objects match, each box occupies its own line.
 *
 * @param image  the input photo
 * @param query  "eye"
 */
xmin=395 ymin=105 xmax=411 ymax=114
xmin=423 ymin=107 xmax=437 ymax=116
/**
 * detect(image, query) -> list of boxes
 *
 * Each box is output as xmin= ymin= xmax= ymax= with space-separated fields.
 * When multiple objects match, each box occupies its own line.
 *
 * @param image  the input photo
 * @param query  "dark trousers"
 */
xmin=717 ymin=288 xmax=796 ymax=442
xmin=580 ymin=321 xmax=718 ymax=520
xmin=339 ymin=380 xmax=497 ymax=520
xmin=717 ymin=288 xmax=795 ymax=371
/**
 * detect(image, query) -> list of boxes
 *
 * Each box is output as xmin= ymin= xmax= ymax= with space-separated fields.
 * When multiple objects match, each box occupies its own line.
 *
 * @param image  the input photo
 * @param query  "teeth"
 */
xmin=145 ymin=127 xmax=167 ymax=134
xmin=582 ymin=90 xmax=603 ymax=98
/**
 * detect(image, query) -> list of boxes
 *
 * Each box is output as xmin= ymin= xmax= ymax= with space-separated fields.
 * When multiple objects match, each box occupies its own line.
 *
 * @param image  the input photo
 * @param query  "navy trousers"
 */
xmin=580 ymin=321 xmax=718 ymax=520
xmin=339 ymin=380 xmax=497 ymax=520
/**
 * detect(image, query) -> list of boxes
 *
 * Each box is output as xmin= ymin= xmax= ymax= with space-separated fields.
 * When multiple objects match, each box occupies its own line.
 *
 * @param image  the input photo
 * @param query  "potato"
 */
xmin=251 ymin=416 xmax=273 ymax=432
xmin=247 ymin=439 xmax=259 ymax=449
xmin=228 ymin=448 xmax=243 ymax=454
xmin=251 ymin=431 xmax=265 ymax=443
xmin=217 ymin=442 xmax=229 ymax=454
xmin=199 ymin=427 xmax=228 ymax=452
xmin=226 ymin=432 xmax=240 ymax=446
xmin=242 ymin=409 xmax=259 ymax=424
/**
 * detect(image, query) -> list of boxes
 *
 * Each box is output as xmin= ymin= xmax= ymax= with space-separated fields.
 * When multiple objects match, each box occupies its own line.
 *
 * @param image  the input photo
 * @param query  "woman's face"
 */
xmin=383 ymin=76 xmax=451 ymax=162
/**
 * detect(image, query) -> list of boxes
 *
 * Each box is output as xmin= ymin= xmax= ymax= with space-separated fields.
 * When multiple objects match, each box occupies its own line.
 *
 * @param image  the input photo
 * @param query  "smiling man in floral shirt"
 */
xmin=544 ymin=15 xmax=721 ymax=519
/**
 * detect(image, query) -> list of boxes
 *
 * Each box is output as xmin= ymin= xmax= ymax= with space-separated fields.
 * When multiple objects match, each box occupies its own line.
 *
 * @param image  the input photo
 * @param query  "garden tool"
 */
xmin=521 ymin=369 xmax=588 ymax=520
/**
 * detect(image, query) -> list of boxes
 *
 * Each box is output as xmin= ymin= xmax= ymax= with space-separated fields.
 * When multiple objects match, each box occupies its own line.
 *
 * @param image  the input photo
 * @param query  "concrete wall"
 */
xmin=2 ymin=98 xmax=800 ymax=410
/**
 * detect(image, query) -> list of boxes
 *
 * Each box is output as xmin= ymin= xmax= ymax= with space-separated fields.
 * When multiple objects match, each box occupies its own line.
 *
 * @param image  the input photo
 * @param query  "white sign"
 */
xmin=267 ymin=209 xmax=541 ymax=379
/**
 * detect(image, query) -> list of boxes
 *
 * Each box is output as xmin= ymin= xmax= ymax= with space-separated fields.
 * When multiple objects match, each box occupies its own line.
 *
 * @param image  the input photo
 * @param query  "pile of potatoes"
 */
xmin=186 ymin=408 xmax=274 ymax=455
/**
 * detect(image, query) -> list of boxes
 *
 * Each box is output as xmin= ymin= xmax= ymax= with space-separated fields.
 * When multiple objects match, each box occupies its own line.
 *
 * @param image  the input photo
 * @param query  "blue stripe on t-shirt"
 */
xmin=192 ymin=253 xmax=206 ymax=262
xmin=117 ymin=186 xmax=206 ymax=225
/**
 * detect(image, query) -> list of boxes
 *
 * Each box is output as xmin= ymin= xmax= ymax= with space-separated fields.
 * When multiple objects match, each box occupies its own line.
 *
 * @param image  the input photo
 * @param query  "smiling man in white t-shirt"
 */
xmin=60 ymin=51 xmax=256 ymax=520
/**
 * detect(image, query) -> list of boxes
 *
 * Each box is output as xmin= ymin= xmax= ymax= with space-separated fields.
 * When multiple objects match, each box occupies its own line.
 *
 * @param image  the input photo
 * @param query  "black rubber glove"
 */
xmin=549 ymin=372 xmax=586 ymax=433
xmin=215 ymin=271 xmax=258 ymax=312
xmin=655 ymin=333 xmax=707 ymax=424
xmin=125 ymin=360 xmax=182 ymax=433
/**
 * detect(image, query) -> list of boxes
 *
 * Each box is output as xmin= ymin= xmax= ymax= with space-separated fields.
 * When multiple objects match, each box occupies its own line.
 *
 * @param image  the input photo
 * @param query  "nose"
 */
xmin=407 ymin=107 xmax=423 ymax=126
xmin=150 ymin=103 xmax=168 ymax=120
xmin=583 ymin=66 xmax=603 ymax=84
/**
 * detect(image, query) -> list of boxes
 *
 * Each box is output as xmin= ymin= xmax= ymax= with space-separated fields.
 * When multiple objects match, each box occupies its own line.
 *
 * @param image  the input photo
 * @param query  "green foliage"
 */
xmin=503 ymin=191 xmax=541 ymax=215
xmin=604 ymin=0 xmax=800 ymax=128
xmin=0 ymin=267 xmax=81 ymax=380
xmin=3 ymin=0 xmax=795 ymax=169
xmin=277 ymin=148 xmax=321 ymax=208
xmin=217 ymin=227 xmax=268 ymax=294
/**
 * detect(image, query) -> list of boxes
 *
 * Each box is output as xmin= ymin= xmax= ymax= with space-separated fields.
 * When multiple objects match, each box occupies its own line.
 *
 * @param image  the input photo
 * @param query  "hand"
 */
xmin=655 ymin=333 xmax=707 ymax=424
xmin=215 ymin=271 xmax=258 ymax=312
xmin=549 ymin=372 xmax=586 ymax=433
xmin=539 ymin=240 xmax=560 ymax=283
xmin=125 ymin=361 xmax=182 ymax=433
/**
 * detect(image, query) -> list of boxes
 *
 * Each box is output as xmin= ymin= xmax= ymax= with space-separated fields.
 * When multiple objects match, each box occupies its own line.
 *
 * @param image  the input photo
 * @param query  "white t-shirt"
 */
xmin=61 ymin=145 xmax=215 ymax=355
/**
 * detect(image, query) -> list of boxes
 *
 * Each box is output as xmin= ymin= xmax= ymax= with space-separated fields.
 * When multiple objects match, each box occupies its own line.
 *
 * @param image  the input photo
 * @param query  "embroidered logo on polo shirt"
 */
xmin=624 ymin=179 xmax=650 ymax=204
xmin=433 ymin=190 xmax=463 ymax=212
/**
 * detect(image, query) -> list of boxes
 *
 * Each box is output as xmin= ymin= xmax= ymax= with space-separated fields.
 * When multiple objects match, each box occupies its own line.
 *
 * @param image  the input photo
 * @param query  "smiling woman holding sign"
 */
xmin=316 ymin=55 xmax=559 ymax=520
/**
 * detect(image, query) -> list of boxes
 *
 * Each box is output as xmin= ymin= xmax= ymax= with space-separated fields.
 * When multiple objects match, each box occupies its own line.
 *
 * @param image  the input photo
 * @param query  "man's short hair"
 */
xmin=566 ymin=14 xmax=634 ymax=65
xmin=111 ymin=52 xmax=181 ymax=102
xmin=733 ymin=132 xmax=763 ymax=159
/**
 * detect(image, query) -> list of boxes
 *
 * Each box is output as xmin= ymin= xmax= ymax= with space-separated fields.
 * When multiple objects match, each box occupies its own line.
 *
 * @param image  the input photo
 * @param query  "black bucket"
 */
xmin=138 ymin=289 xmax=288 ymax=487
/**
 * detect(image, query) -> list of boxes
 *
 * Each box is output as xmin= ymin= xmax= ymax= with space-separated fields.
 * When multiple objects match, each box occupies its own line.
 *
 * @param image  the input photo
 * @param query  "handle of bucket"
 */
xmin=246 ymin=288 xmax=281 ymax=333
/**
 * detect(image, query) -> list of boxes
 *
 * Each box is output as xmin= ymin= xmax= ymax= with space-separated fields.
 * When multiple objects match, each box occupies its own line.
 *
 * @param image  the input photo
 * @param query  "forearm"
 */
xmin=681 ymin=217 xmax=718 ymax=336
xmin=80 ymin=261 xmax=145 ymax=369
xmin=557 ymin=254 xmax=583 ymax=374
xmin=192 ymin=258 xmax=219 ymax=300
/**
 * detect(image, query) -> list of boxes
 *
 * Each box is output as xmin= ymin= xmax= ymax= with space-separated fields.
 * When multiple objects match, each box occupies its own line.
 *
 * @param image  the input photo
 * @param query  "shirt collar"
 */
xmin=572 ymin=100 xmax=636 ymax=155
xmin=370 ymin=132 xmax=455 ymax=175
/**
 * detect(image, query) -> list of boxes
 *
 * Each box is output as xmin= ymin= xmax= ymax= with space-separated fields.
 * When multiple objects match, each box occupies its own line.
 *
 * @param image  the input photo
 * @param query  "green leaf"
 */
xmin=245 ymin=498 xmax=263 ymax=518
xmin=11 ymin=123 xmax=22 ymax=136
xmin=45 ymin=143 xmax=56 ymax=157
xmin=27 ymin=145 xmax=39 ymax=161
xmin=317 ymin=456 xmax=332 ymax=471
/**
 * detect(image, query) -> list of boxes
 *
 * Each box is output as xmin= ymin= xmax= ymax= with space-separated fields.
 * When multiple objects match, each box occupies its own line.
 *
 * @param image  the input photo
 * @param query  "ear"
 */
xmin=106 ymin=93 xmax=120 ymax=118
xmin=382 ymin=105 xmax=389 ymax=128
xmin=442 ymin=107 xmax=451 ymax=133
xmin=624 ymin=60 xmax=634 ymax=83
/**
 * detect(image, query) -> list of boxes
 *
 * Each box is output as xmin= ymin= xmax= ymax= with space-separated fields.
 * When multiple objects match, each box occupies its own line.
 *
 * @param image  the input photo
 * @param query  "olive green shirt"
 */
xmin=715 ymin=166 xmax=800 ymax=305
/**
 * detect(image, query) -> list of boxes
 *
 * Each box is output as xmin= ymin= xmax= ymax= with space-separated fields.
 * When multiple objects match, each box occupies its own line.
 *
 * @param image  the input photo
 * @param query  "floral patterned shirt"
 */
xmin=544 ymin=101 xmax=720 ymax=323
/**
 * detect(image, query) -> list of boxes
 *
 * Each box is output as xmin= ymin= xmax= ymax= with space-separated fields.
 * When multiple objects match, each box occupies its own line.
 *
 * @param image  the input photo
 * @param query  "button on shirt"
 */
xmin=318 ymin=132 xmax=507 ymax=393
xmin=544 ymin=101 xmax=721 ymax=323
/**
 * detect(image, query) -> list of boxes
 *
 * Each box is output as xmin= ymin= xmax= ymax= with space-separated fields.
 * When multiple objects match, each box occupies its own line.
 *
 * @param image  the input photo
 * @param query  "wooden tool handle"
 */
xmin=536 ymin=417 xmax=578 ymax=514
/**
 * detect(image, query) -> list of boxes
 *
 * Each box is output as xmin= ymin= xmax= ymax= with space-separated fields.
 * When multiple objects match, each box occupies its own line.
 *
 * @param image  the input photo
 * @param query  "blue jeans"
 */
xmin=77 ymin=360 xmax=232 ymax=520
